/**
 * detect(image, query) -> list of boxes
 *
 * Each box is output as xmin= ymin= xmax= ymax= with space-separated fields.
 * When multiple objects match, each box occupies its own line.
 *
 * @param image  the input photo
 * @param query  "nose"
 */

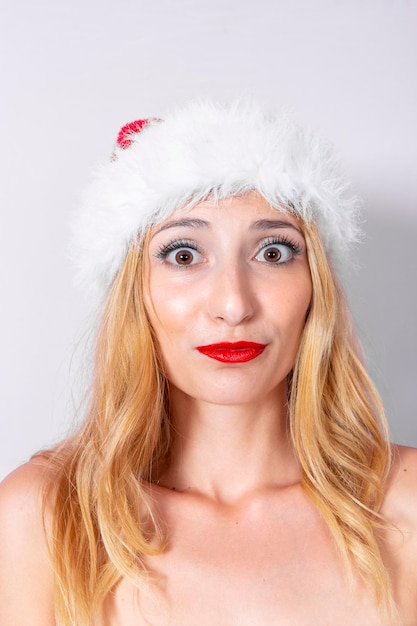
xmin=207 ymin=262 xmax=256 ymax=326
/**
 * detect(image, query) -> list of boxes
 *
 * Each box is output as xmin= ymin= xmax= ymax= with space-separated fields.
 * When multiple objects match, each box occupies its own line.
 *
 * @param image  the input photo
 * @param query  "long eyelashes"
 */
xmin=255 ymin=235 xmax=302 ymax=257
xmin=155 ymin=238 xmax=203 ymax=268
xmin=155 ymin=238 xmax=201 ymax=259
xmin=154 ymin=235 xmax=303 ymax=267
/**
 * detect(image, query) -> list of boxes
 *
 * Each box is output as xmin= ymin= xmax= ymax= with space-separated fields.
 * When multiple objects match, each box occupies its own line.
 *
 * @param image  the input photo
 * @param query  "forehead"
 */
xmin=152 ymin=191 xmax=304 ymax=234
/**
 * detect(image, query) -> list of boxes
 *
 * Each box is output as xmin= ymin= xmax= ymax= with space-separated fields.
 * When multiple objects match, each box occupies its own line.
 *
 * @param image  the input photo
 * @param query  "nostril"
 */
xmin=208 ymin=278 xmax=255 ymax=326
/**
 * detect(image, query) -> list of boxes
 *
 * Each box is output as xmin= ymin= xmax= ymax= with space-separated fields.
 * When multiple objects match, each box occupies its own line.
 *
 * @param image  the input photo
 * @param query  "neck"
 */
xmin=158 ymin=385 xmax=301 ymax=504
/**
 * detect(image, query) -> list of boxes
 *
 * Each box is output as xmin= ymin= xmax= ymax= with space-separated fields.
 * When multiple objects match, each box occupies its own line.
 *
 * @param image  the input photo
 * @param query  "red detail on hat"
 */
xmin=116 ymin=118 xmax=161 ymax=149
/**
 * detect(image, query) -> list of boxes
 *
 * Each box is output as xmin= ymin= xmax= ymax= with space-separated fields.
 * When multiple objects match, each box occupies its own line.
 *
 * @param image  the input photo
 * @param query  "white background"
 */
xmin=1 ymin=0 xmax=416 ymax=480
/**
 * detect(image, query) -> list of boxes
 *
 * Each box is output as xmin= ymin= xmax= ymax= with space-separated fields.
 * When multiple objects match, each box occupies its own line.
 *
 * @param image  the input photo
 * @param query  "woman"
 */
xmin=0 ymin=100 xmax=416 ymax=625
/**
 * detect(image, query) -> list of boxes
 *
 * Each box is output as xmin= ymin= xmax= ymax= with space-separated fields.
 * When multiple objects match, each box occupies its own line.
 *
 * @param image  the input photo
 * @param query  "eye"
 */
xmin=155 ymin=239 xmax=203 ymax=267
xmin=255 ymin=241 xmax=296 ymax=264
xmin=166 ymin=247 xmax=201 ymax=266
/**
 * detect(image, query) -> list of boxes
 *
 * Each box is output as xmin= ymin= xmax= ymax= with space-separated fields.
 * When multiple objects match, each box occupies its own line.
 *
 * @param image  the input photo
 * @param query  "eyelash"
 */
xmin=154 ymin=235 xmax=302 ymax=266
xmin=155 ymin=239 xmax=201 ymax=259
xmin=255 ymin=235 xmax=302 ymax=260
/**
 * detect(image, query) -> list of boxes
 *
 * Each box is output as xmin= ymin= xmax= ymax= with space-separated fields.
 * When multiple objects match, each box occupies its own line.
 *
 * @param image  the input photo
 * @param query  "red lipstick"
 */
xmin=196 ymin=341 xmax=267 ymax=363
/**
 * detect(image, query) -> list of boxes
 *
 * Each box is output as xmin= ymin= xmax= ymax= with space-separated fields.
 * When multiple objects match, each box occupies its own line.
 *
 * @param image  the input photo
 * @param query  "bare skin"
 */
xmin=100 ymin=447 xmax=417 ymax=626
xmin=1 ymin=194 xmax=416 ymax=624
xmin=1 ymin=446 xmax=417 ymax=625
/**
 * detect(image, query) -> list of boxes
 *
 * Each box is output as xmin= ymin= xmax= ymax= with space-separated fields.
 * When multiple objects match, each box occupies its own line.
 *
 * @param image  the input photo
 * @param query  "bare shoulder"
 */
xmin=0 ymin=458 xmax=56 ymax=625
xmin=378 ymin=445 xmax=417 ymax=617
xmin=382 ymin=444 xmax=417 ymax=525
xmin=0 ymin=457 xmax=55 ymax=533
xmin=1 ymin=455 xmax=52 ymax=499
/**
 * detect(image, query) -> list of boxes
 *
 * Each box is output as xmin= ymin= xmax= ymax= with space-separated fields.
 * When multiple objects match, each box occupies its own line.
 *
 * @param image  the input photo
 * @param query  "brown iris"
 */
xmin=175 ymin=250 xmax=194 ymax=265
xmin=263 ymin=247 xmax=281 ymax=262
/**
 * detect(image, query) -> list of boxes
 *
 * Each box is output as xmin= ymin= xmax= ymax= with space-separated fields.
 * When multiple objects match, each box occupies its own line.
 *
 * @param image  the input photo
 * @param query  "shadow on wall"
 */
xmin=344 ymin=206 xmax=417 ymax=447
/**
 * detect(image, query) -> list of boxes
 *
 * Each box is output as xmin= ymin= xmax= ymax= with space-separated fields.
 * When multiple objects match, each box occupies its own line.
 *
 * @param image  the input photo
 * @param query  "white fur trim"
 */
xmin=72 ymin=99 xmax=361 ymax=302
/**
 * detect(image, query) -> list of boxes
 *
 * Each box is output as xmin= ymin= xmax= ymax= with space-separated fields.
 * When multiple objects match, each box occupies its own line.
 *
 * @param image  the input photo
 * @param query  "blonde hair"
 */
xmin=41 ymin=211 xmax=393 ymax=624
xmin=290 ymin=219 xmax=393 ymax=617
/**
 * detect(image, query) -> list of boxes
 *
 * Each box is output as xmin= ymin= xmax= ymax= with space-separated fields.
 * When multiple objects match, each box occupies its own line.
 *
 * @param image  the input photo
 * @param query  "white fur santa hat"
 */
xmin=72 ymin=99 xmax=361 ymax=302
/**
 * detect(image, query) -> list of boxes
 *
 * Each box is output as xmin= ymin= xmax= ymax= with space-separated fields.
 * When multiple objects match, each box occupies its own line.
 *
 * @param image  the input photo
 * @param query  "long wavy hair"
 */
xmin=40 ymin=207 xmax=394 ymax=625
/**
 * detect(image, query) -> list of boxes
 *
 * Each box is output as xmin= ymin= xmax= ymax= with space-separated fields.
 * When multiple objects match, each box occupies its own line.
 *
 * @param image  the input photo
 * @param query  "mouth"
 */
xmin=196 ymin=341 xmax=267 ymax=363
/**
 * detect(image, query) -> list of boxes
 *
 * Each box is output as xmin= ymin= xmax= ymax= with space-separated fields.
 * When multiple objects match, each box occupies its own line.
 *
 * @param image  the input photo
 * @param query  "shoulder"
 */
xmin=0 ymin=457 xmax=55 ymax=535
xmin=379 ymin=445 xmax=417 ymax=613
xmin=382 ymin=444 xmax=417 ymax=525
xmin=381 ymin=444 xmax=417 ymax=555
xmin=0 ymin=458 xmax=56 ymax=625
xmin=1 ymin=455 xmax=52 ymax=499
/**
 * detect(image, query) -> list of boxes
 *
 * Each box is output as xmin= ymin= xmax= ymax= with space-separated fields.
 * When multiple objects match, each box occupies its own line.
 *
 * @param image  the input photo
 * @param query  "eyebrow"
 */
xmin=152 ymin=217 xmax=303 ymax=236
xmin=153 ymin=218 xmax=210 ymax=235
xmin=250 ymin=219 xmax=302 ymax=235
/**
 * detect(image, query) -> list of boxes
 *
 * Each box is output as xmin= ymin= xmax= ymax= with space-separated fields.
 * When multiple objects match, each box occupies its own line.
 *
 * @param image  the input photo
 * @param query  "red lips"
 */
xmin=196 ymin=341 xmax=267 ymax=363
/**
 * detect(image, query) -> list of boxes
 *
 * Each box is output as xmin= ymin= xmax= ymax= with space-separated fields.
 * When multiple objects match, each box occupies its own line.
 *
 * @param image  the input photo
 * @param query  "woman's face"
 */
xmin=144 ymin=192 xmax=312 ymax=407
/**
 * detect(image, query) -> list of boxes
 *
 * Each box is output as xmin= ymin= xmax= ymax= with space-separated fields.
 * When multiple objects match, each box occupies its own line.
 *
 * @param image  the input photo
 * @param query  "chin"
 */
xmin=172 ymin=374 xmax=287 ymax=407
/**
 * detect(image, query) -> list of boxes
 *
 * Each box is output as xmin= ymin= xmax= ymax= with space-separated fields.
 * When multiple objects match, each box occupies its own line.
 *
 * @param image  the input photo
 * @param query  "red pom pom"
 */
xmin=116 ymin=118 xmax=160 ymax=149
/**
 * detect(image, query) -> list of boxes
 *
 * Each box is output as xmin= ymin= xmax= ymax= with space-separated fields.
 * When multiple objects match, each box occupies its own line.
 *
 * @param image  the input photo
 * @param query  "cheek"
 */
xmin=297 ymin=286 xmax=313 ymax=331
xmin=145 ymin=279 xmax=198 ymax=342
xmin=281 ymin=267 xmax=312 ymax=306
xmin=299 ymin=280 xmax=313 ymax=320
xmin=279 ymin=277 xmax=312 ymax=340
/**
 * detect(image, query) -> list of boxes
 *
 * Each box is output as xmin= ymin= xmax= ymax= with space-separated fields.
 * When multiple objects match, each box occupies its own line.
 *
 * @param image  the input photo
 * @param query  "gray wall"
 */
xmin=1 ymin=0 xmax=416 ymax=479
